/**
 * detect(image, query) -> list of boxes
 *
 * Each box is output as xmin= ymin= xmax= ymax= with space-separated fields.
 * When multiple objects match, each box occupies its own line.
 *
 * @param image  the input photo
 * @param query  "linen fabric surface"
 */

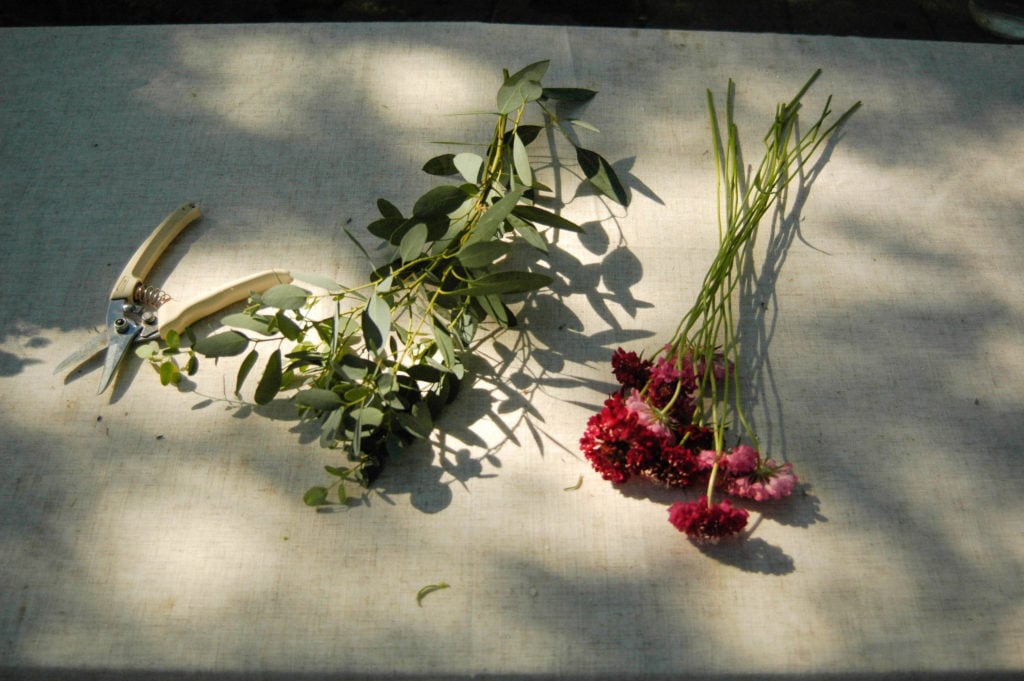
xmin=1 ymin=22 xmax=1022 ymax=679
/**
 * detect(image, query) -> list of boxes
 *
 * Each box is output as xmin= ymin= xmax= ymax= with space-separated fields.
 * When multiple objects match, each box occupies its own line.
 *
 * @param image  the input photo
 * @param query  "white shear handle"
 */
xmin=110 ymin=202 xmax=203 ymax=301
xmin=156 ymin=269 xmax=293 ymax=337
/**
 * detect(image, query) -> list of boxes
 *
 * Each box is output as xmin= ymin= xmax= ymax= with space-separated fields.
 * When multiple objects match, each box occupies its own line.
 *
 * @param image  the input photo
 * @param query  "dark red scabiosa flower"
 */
xmin=579 ymin=393 xmax=650 ymax=483
xmin=667 ymin=496 xmax=749 ymax=541
xmin=641 ymin=443 xmax=703 ymax=488
xmin=610 ymin=347 xmax=652 ymax=392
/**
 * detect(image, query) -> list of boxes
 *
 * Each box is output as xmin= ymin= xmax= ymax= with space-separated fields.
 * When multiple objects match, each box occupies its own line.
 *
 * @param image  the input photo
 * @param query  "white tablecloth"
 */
xmin=1 ymin=22 xmax=1022 ymax=679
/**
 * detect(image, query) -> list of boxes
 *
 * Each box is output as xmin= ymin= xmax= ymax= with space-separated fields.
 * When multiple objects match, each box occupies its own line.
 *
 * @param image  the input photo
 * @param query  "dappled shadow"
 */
xmin=2 ymin=22 xmax=1023 ymax=679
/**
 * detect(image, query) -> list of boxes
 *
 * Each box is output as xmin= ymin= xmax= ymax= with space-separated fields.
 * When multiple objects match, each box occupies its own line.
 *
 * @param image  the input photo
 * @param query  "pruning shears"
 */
xmin=56 ymin=202 xmax=292 ymax=393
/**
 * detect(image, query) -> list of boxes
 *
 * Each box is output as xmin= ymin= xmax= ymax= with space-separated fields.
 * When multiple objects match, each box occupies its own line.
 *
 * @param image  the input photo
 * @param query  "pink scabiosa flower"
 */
xmin=624 ymin=389 xmax=673 ymax=438
xmin=722 ymin=444 xmax=758 ymax=475
xmin=726 ymin=459 xmax=798 ymax=501
xmin=698 ymin=443 xmax=758 ymax=476
xmin=667 ymin=496 xmax=748 ymax=541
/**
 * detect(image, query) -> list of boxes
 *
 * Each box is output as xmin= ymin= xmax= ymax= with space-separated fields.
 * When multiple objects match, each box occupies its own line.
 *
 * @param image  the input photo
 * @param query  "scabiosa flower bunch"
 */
xmin=581 ymin=72 xmax=859 ymax=543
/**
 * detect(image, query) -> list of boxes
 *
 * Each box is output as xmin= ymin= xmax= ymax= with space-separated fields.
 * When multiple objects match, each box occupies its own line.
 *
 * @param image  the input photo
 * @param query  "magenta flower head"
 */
xmin=624 ymin=388 xmax=673 ymax=438
xmin=610 ymin=348 xmax=652 ymax=392
xmin=667 ymin=496 xmax=749 ymax=541
xmin=726 ymin=459 xmax=799 ymax=501
xmin=722 ymin=444 xmax=758 ymax=475
xmin=579 ymin=393 xmax=647 ymax=483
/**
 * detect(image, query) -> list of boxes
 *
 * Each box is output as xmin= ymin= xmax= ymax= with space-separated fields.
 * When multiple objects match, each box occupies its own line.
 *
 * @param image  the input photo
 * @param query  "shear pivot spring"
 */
xmin=133 ymin=283 xmax=171 ymax=308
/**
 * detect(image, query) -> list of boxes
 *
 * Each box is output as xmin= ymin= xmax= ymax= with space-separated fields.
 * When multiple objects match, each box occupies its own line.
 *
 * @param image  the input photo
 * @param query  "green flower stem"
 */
xmin=652 ymin=72 xmax=858 ymax=509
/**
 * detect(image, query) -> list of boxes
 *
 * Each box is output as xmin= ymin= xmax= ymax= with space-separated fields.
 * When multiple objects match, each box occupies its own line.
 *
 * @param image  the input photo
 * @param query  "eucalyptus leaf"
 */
xmin=367 ymin=216 xmax=405 ymax=241
xmin=262 ymin=284 xmax=311 ymax=311
xmin=413 ymin=185 xmax=466 ymax=219
xmin=220 ymin=313 xmax=274 ymax=335
xmin=236 ymin=349 xmax=259 ymax=396
xmin=397 ymin=402 xmax=432 ymax=439
xmin=512 ymin=205 xmax=583 ymax=233
xmin=254 ymin=349 xmax=282 ymax=405
xmin=377 ymin=198 xmax=403 ymax=219
xmin=398 ymin=222 xmax=429 ymax=264
xmin=456 ymin=240 xmax=511 ymax=269
xmin=165 ymin=329 xmax=181 ymax=353
xmin=432 ymin=321 xmax=457 ymax=368
xmin=447 ymin=270 xmax=553 ymax=297
xmin=273 ymin=311 xmax=303 ymax=342
xmin=464 ymin=189 xmax=524 ymax=246
xmin=295 ymin=388 xmax=344 ymax=411
xmin=512 ymin=133 xmax=533 ymax=187
xmin=511 ymin=219 xmax=548 ymax=252
xmin=422 ymin=154 xmax=458 ymax=176
xmin=453 ymin=152 xmax=484 ymax=184
xmin=159 ymin=360 xmax=180 ymax=386
xmin=293 ymin=272 xmax=344 ymax=292
xmin=497 ymin=60 xmax=549 ymax=114
xmin=185 ymin=353 xmax=199 ymax=376
xmin=362 ymin=293 xmax=391 ymax=352
xmin=135 ymin=341 xmax=159 ymax=360
xmin=476 ymin=293 xmax=510 ymax=327
xmin=568 ymin=118 xmax=600 ymax=133
xmin=193 ymin=330 xmax=249 ymax=358
xmin=542 ymin=87 xmax=597 ymax=102
xmin=352 ymin=406 xmax=384 ymax=429
xmin=576 ymin=146 xmax=629 ymax=207
xmin=303 ymin=486 xmax=329 ymax=507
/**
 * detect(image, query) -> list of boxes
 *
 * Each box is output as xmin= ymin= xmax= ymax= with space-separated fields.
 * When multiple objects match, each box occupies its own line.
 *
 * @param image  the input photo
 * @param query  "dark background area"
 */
xmin=0 ymin=0 xmax=1017 ymax=43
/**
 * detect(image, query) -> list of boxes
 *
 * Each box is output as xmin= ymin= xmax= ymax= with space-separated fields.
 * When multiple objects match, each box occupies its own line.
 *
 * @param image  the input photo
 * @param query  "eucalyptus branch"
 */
xmin=141 ymin=60 xmax=630 ymax=506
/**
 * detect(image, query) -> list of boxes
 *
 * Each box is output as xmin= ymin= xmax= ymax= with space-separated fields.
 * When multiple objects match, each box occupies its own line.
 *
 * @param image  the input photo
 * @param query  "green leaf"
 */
xmin=576 ymin=146 xmax=629 ymax=207
xmin=303 ymin=486 xmax=329 ymax=507
xmin=476 ymin=293 xmax=510 ymax=327
xmin=416 ymin=582 xmax=450 ymax=607
xmin=542 ymin=87 xmax=597 ymax=103
xmin=159 ymin=360 xmax=180 ymax=386
xmin=324 ymin=465 xmax=350 ymax=478
xmin=512 ymin=133 xmax=533 ymax=187
xmin=422 ymin=154 xmax=458 ymax=176
xmin=413 ymin=185 xmax=466 ymax=219
xmin=254 ymin=349 xmax=282 ymax=405
xmin=273 ymin=311 xmax=302 ymax=342
xmin=464 ymin=189 xmax=524 ymax=246
xmin=511 ymin=218 xmax=548 ymax=252
xmin=432 ymin=321 xmax=457 ymax=368
xmin=164 ymin=329 xmax=181 ymax=353
xmin=236 ymin=349 xmax=259 ymax=396
xmin=261 ymin=284 xmax=310 ymax=311
xmin=295 ymin=388 xmax=344 ymax=411
xmin=362 ymin=294 xmax=391 ymax=352
xmin=185 ymin=353 xmax=199 ymax=376
xmin=377 ymin=198 xmax=403 ymax=219
xmin=293 ymin=272 xmax=343 ymax=292
xmin=567 ymin=118 xmax=600 ymax=133
xmin=135 ymin=341 xmax=159 ymax=360
xmin=352 ymin=406 xmax=384 ymax=430
xmin=220 ymin=313 xmax=273 ymax=335
xmin=511 ymin=125 xmax=543 ymax=146
xmin=456 ymin=240 xmax=511 ymax=269
xmin=397 ymin=401 xmax=433 ymax=439
xmin=512 ymin=205 xmax=584 ymax=233
xmin=497 ymin=60 xmax=549 ymax=114
xmin=398 ymin=222 xmax=429 ymax=264
xmin=453 ymin=152 xmax=484 ymax=184
xmin=193 ymin=330 xmax=249 ymax=357
xmin=563 ymin=475 xmax=584 ymax=491
xmin=446 ymin=271 xmax=553 ymax=297
xmin=367 ymin=216 xmax=405 ymax=241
